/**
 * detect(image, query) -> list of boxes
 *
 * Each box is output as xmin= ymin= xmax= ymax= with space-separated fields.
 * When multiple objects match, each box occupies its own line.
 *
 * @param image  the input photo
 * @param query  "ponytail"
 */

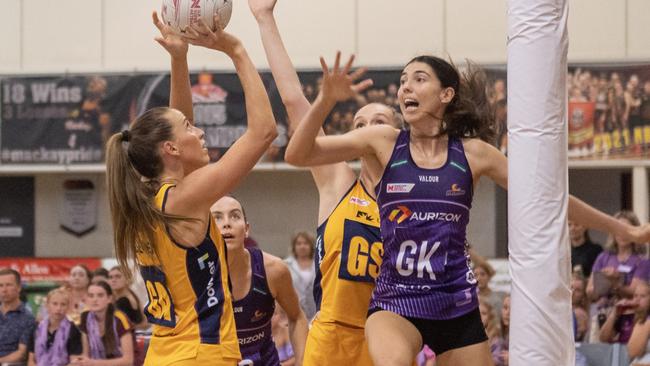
xmin=105 ymin=107 xmax=175 ymax=279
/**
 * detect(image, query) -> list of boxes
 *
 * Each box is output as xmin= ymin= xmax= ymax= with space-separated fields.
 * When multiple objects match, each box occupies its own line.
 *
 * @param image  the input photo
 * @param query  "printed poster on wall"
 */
xmin=1 ymin=62 xmax=648 ymax=165
xmin=60 ymin=179 xmax=97 ymax=237
xmin=0 ymin=177 xmax=34 ymax=257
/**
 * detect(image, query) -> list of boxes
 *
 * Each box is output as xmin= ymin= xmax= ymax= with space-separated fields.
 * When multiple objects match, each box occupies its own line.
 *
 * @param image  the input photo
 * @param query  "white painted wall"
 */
xmin=2 ymin=0 xmax=647 ymax=260
xmin=1 ymin=0 xmax=648 ymax=74
xmin=30 ymin=169 xmax=499 ymax=259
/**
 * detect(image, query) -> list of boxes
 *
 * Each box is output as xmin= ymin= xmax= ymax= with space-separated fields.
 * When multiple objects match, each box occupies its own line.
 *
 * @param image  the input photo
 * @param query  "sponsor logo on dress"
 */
xmin=389 ymin=205 xmax=412 ymax=224
xmin=197 ymin=253 xmax=210 ymax=270
xmin=418 ymin=175 xmax=439 ymax=183
xmin=446 ymin=184 xmax=466 ymax=196
xmin=251 ymin=310 xmax=267 ymax=322
xmin=386 ymin=183 xmax=415 ymax=193
xmin=349 ymin=196 xmax=370 ymax=207
xmin=356 ymin=211 xmax=376 ymax=222
xmin=239 ymin=331 xmax=265 ymax=345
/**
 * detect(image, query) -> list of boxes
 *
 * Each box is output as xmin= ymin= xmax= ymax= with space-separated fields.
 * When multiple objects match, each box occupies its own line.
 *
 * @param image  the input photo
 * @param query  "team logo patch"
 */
xmin=389 ymin=205 xmax=412 ymax=224
xmin=349 ymin=196 xmax=370 ymax=207
xmin=446 ymin=184 xmax=466 ymax=196
xmin=251 ymin=310 xmax=267 ymax=322
xmin=386 ymin=183 xmax=415 ymax=193
xmin=197 ymin=253 xmax=210 ymax=270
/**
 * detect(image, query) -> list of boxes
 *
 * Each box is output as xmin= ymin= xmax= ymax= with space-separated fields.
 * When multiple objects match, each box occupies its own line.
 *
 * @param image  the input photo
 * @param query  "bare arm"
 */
xmin=166 ymin=20 xmax=276 ymax=215
xmin=628 ymin=321 xmax=650 ymax=360
xmin=250 ymin=1 xmax=356 ymax=218
xmin=285 ymin=54 xmax=388 ymax=167
xmin=152 ymin=11 xmax=193 ymax=122
xmin=599 ymin=308 xmax=619 ymax=343
xmin=586 ymin=272 xmax=597 ymax=301
xmin=267 ymin=256 xmax=308 ymax=366
xmin=0 ymin=344 xmax=27 ymax=363
xmin=468 ymin=139 xmax=650 ymax=243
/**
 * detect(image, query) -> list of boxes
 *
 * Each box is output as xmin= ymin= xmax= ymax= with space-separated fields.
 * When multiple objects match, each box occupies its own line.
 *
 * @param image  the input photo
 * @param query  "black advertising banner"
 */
xmin=1 ymin=63 xmax=648 ymax=165
xmin=0 ymin=177 xmax=34 ymax=256
xmin=0 ymin=75 xmax=146 ymax=164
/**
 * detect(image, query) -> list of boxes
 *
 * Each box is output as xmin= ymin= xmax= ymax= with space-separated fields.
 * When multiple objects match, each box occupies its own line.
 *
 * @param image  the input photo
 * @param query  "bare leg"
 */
xmin=436 ymin=340 xmax=494 ymax=366
xmin=365 ymin=310 xmax=422 ymax=366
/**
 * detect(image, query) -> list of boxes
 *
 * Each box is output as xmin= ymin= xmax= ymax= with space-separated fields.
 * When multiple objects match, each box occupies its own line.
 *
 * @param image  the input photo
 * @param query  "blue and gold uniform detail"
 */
xmin=137 ymin=183 xmax=240 ymax=366
xmin=314 ymin=180 xmax=382 ymax=327
xmin=306 ymin=180 xmax=381 ymax=366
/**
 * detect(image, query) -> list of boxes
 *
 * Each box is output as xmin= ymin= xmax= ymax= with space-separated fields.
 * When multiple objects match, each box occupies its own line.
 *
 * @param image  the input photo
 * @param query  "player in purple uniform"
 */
xmin=285 ymin=53 xmax=650 ymax=366
xmin=211 ymin=196 xmax=308 ymax=366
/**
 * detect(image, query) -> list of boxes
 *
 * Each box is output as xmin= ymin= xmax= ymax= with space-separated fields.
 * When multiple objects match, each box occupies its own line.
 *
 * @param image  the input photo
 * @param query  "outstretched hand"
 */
xmin=319 ymin=52 xmax=373 ymax=104
xmin=181 ymin=15 xmax=242 ymax=56
xmin=627 ymin=223 xmax=650 ymax=245
xmin=248 ymin=0 xmax=277 ymax=21
xmin=152 ymin=11 xmax=188 ymax=58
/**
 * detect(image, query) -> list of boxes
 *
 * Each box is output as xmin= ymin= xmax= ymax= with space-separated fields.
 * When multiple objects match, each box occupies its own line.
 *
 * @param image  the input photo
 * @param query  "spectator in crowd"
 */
xmin=0 ymin=268 xmax=36 ymax=364
xmin=588 ymin=211 xmax=648 ymax=343
xmin=627 ymin=282 xmax=650 ymax=364
xmin=572 ymin=273 xmax=590 ymax=342
xmin=91 ymin=268 xmax=109 ymax=284
xmin=479 ymin=299 xmax=505 ymax=366
xmin=107 ymin=267 xmax=147 ymax=329
xmin=28 ymin=287 xmax=82 ymax=366
xmin=271 ymin=304 xmax=294 ymax=366
xmin=570 ymin=220 xmax=603 ymax=278
xmin=75 ymin=281 xmax=135 ymax=365
xmin=498 ymin=295 xmax=510 ymax=366
xmin=600 ymin=284 xmax=646 ymax=345
xmin=587 ymin=211 xmax=648 ymax=303
xmin=67 ymin=265 xmax=93 ymax=325
xmin=474 ymin=260 xmax=506 ymax=318
xmin=284 ymin=231 xmax=317 ymax=320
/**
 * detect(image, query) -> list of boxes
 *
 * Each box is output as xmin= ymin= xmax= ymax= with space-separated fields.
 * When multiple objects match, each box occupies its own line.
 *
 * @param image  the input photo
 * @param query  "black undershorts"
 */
xmin=367 ymin=306 xmax=488 ymax=355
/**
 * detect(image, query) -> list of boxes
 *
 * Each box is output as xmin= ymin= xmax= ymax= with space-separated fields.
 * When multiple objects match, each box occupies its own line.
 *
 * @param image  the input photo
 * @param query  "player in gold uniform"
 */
xmin=105 ymin=13 xmax=277 ymax=366
xmin=249 ymin=1 xmax=400 ymax=364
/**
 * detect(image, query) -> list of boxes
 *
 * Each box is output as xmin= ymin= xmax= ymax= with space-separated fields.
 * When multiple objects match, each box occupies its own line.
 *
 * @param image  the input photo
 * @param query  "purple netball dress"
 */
xmin=233 ymin=247 xmax=280 ymax=366
xmin=372 ymin=130 xmax=478 ymax=320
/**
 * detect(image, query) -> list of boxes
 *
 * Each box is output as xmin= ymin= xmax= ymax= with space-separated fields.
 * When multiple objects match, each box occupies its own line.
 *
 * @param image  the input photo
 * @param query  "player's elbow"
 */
xmin=284 ymin=144 xmax=312 ymax=167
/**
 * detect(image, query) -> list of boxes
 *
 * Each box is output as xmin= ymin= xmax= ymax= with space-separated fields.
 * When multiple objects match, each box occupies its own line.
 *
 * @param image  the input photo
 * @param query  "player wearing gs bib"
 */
xmin=106 ymin=12 xmax=278 ymax=366
xmin=306 ymin=180 xmax=382 ymax=365
xmin=249 ymin=1 xmax=401 ymax=364
xmin=136 ymin=183 xmax=240 ymax=365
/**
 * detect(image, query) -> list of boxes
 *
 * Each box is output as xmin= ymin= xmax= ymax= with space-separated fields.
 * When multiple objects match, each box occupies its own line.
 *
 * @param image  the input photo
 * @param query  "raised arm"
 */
xmin=172 ymin=18 xmax=277 ymax=211
xmin=249 ymin=0 xmax=358 ymax=218
xmin=152 ymin=11 xmax=193 ymax=122
xmin=285 ymin=53 xmax=393 ymax=167
xmin=249 ymin=0 xmax=309 ymax=127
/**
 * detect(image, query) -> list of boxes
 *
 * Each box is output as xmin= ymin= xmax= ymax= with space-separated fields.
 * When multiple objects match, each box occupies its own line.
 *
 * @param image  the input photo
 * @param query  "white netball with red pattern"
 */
xmin=161 ymin=0 xmax=233 ymax=33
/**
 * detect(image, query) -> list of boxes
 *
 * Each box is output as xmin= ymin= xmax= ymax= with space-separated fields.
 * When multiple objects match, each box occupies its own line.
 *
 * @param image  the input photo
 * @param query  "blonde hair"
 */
xmin=479 ymin=300 xmax=501 ymax=340
xmin=45 ymin=287 xmax=71 ymax=305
